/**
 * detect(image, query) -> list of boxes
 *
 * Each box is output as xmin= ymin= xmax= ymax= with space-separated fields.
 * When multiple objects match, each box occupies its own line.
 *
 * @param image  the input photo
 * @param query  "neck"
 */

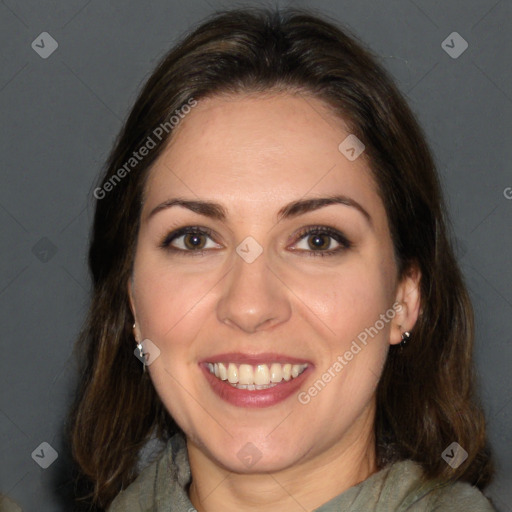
xmin=187 ymin=404 xmax=377 ymax=512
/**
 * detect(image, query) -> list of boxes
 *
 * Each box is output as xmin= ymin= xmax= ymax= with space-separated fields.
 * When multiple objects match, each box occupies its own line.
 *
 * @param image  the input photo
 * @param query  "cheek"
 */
xmin=132 ymin=256 xmax=220 ymax=346
xmin=283 ymin=259 xmax=393 ymax=346
xmin=132 ymin=257 xmax=216 ymax=425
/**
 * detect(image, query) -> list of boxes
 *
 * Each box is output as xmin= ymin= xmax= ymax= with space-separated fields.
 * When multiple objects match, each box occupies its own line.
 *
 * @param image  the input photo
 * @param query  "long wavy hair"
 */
xmin=68 ymin=6 xmax=493 ymax=510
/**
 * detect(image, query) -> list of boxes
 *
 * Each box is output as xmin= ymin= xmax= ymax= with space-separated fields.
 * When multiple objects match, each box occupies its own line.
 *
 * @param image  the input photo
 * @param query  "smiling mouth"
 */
xmin=206 ymin=362 xmax=308 ymax=390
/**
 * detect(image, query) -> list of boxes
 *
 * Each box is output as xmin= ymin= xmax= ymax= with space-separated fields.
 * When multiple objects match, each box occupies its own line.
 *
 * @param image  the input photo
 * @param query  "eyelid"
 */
xmin=160 ymin=224 xmax=352 ymax=256
xmin=160 ymin=226 xmax=220 ymax=251
xmin=289 ymin=225 xmax=352 ymax=255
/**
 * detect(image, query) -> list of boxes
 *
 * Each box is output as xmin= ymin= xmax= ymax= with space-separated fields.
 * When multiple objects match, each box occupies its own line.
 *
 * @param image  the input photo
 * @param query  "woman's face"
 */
xmin=130 ymin=92 xmax=418 ymax=473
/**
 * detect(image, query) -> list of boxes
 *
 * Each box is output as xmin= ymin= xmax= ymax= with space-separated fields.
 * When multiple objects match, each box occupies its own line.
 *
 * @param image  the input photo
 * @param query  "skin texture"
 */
xmin=129 ymin=92 xmax=421 ymax=512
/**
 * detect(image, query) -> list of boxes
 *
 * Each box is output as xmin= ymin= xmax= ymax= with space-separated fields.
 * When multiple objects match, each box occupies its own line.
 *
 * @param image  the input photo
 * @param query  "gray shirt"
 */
xmin=108 ymin=433 xmax=496 ymax=511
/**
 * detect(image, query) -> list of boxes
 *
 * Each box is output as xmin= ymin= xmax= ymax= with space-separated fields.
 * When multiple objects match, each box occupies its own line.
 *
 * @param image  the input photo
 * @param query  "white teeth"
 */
xmin=218 ymin=362 xmax=228 ymax=380
xmin=270 ymin=363 xmax=283 ymax=383
xmin=239 ymin=364 xmax=254 ymax=385
xmin=236 ymin=383 xmax=277 ymax=390
xmin=254 ymin=364 xmax=270 ymax=385
xmin=207 ymin=361 xmax=307 ymax=387
xmin=227 ymin=363 xmax=238 ymax=384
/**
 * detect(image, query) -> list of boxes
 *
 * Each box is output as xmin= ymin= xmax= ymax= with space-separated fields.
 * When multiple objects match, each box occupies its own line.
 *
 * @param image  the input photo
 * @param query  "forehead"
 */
xmin=143 ymin=93 xmax=382 ymax=220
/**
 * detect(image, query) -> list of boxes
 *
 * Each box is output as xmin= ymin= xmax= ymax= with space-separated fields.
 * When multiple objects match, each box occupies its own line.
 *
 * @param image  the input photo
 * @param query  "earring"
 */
xmin=138 ymin=342 xmax=147 ymax=373
xmin=400 ymin=330 xmax=411 ymax=347
xmin=133 ymin=323 xmax=146 ymax=373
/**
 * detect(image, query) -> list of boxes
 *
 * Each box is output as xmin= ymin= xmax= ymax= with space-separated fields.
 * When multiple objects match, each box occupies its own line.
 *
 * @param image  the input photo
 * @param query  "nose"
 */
xmin=216 ymin=249 xmax=292 ymax=334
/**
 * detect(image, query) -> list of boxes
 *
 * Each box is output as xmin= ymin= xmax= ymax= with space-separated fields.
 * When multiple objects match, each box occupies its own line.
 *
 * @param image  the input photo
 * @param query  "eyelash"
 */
xmin=159 ymin=225 xmax=352 ymax=257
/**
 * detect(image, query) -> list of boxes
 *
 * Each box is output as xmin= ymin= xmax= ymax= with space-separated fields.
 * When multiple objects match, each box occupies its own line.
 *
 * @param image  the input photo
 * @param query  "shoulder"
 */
xmin=107 ymin=454 xmax=161 ymax=512
xmin=107 ymin=434 xmax=185 ymax=512
xmin=384 ymin=460 xmax=496 ymax=512
xmin=426 ymin=480 xmax=496 ymax=511
xmin=108 ymin=432 xmax=191 ymax=512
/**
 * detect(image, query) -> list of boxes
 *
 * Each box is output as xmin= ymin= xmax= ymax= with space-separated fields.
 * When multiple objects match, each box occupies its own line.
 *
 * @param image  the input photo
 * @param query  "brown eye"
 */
xmin=307 ymin=233 xmax=332 ymax=251
xmin=160 ymin=227 xmax=221 ymax=253
xmin=291 ymin=226 xmax=352 ymax=257
xmin=183 ymin=233 xmax=207 ymax=250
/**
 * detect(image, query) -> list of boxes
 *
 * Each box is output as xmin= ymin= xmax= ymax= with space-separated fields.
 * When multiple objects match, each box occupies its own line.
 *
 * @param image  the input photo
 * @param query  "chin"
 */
xmin=193 ymin=426 xmax=312 ymax=473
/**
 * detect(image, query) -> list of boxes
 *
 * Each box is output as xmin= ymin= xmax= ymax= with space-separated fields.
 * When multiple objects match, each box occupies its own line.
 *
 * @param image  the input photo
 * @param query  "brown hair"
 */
xmin=68 ymin=6 xmax=493 ymax=509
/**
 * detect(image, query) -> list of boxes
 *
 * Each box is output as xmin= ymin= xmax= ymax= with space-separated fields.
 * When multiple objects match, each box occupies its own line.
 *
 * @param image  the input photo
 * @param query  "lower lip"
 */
xmin=200 ymin=364 xmax=311 ymax=408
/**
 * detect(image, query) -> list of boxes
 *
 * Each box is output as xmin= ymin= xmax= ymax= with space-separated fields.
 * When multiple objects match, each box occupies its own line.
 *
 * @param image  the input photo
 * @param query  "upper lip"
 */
xmin=199 ymin=352 xmax=313 ymax=366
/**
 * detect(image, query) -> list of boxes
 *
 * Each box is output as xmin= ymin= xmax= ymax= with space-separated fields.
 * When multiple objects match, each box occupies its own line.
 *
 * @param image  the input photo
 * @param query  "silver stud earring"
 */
xmin=137 ymin=342 xmax=147 ymax=373
xmin=400 ymin=330 xmax=411 ymax=347
xmin=133 ymin=323 xmax=146 ymax=373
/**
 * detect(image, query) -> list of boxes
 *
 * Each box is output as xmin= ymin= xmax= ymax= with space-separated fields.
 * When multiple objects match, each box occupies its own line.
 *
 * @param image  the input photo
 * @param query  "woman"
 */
xmin=68 ymin=7 xmax=495 ymax=511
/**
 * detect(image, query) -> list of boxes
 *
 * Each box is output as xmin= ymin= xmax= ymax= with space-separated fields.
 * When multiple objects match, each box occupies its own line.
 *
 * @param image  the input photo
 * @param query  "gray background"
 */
xmin=1 ymin=0 xmax=511 ymax=510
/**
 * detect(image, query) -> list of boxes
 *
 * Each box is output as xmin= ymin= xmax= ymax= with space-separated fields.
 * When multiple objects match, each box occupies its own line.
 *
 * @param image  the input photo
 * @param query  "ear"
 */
xmin=128 ymin=276 xmax=142 ymax=342
xmin=389 ymin=264 xmax=422 ymax=346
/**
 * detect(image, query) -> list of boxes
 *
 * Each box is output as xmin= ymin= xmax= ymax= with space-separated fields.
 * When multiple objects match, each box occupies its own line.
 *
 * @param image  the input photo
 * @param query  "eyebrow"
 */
xmin=147 ymin=195 xmax=372 ymax=226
